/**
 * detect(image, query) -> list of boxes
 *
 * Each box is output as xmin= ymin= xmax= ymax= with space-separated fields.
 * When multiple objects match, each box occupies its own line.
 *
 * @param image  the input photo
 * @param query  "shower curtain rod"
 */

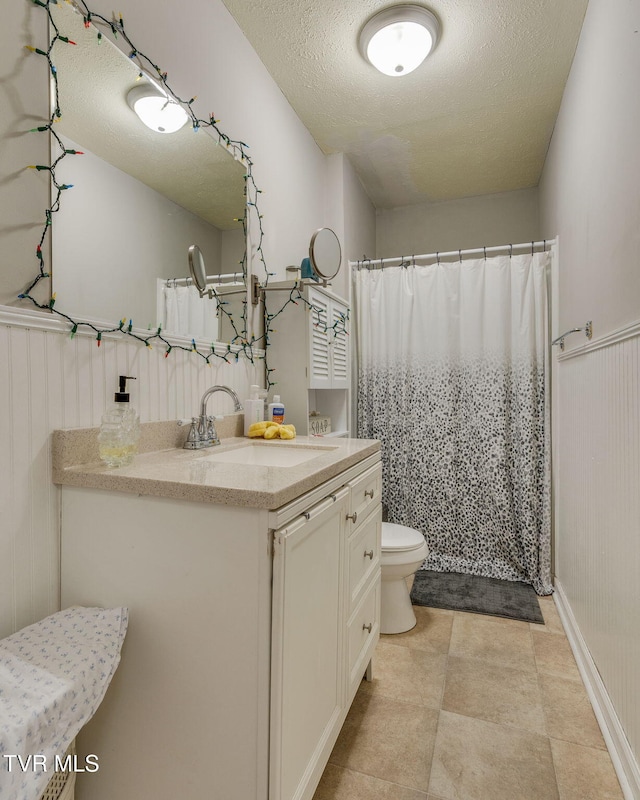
xmin=350 ymin=239 xmax=556 ymax=269
xmin=164 ymin=272 xmax=243 ymax=287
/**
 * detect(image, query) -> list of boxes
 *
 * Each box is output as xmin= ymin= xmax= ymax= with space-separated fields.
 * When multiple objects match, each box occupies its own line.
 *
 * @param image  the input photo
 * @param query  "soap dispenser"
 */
xmin=98 ymin=375 xmax=140 ymax=467
xmin=243 ymin=384 xmax=265 ymax=436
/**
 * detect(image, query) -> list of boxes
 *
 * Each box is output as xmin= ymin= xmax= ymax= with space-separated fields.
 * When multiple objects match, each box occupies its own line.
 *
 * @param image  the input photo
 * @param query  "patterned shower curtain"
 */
xmin=354 ymin=252 xmax=552 ymax=595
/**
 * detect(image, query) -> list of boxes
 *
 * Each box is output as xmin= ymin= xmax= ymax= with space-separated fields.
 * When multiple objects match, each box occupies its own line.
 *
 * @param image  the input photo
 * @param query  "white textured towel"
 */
xmin=0 ymin=606 xmax=128 ymax=800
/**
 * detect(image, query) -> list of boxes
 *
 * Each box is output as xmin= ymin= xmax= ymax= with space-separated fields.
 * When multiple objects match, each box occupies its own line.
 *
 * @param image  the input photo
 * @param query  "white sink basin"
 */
xmin=204 ymin=442 xmax=337 ymax=468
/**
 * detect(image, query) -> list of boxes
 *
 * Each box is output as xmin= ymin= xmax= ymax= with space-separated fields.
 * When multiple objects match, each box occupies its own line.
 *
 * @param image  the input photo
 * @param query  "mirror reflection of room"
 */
xmin=49 ymin=1 xmax=246 ymax=338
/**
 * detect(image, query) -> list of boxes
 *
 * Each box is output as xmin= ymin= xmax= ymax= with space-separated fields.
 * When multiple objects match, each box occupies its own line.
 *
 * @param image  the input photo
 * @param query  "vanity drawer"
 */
xmin=346 ymin=577 xmax=380 ymax=698
xmin=347 ymin=507 xmax=381 ymax=613
xmin=347 ymin=463 xmax=382 ymax=533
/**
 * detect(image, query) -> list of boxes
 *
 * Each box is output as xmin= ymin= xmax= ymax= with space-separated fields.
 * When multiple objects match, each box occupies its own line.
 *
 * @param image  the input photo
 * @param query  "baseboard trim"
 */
xmin=554 ymin=579 xmax=640 ymax=800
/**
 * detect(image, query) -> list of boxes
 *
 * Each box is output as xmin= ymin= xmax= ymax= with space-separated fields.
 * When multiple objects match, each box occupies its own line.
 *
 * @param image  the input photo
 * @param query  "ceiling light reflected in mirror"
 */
xmin=127 ymin=83 xmax=189 ymax=134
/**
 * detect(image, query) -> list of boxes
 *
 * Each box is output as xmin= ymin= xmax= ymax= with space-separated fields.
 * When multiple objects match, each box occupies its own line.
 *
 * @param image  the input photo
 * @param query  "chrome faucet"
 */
xmin=180 ymin=385 xmax=243 ymax=449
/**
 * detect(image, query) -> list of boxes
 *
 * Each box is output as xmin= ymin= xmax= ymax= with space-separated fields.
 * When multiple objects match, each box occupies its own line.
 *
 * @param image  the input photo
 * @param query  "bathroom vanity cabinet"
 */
xmin=266 ymin=284 xmax=350 ymax=437
xmin=59 ymin=446 xmax=381 ymax=800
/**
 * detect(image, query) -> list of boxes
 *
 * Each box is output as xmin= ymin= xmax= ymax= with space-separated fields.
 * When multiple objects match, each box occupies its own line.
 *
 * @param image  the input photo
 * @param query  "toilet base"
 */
xmin=380 ymin=575 xmax=417 ymax=634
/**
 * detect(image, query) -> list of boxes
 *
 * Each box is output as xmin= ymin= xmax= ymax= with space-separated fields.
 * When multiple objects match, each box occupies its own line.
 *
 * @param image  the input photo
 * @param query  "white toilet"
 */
xmin=381 ymin=522 xmax=429 ymax=634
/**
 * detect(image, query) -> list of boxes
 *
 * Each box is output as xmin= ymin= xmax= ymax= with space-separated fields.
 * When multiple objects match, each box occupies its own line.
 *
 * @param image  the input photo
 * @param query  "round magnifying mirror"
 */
xmin=188 ymin=244 xmax=208 ymax=295
xmin=309 ymin=228 xmax=341 ymax=281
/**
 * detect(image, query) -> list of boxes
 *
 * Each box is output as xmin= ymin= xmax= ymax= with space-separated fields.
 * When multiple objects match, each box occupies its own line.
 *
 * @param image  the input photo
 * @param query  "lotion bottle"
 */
xmin=243 ymin=384 xmax=265 ymax=436
xmin=268 ymin=394 xmax=285 ymax=424
xmin=98 ymin=376 xmax=140 ymax=467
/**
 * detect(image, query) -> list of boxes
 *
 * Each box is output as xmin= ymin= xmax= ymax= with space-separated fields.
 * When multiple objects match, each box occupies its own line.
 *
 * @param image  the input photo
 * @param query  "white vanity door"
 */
xmin=270 ymin=487 xmax=349 ymax=800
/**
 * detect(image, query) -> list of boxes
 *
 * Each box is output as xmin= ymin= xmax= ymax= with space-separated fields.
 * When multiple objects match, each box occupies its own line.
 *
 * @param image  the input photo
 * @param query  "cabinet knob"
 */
xmin=362 ymin=623 xmax=373 ymax=633
xmin=346 ymin=511 xmax=358 ymax=523
xmin=364 ymin=489 xmax=375 ymax=499
xmin=364 ymin=550 xmax=374 ymax=560
xmin=302 ymin=512 xmax=311 ymax=520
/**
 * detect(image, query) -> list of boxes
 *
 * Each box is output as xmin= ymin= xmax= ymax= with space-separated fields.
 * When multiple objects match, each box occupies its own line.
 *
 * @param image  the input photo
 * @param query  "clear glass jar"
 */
xmin=98 ymin=405 xmax=140 ymax=467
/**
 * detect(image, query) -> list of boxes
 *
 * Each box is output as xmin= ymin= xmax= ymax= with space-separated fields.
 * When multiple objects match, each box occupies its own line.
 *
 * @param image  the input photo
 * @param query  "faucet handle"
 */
xmin=206 ymin=416 xmax=221 ymax=445
xmin=187 ymin=418 xmax=201 ymax=444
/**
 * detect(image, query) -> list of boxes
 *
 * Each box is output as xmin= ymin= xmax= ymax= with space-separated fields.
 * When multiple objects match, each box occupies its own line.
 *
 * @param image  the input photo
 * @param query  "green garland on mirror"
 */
xmin=20 ymin=0 xmax=348 ymax=383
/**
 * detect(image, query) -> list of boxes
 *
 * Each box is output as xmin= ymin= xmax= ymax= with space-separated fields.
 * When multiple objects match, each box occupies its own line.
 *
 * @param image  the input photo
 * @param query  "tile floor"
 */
xmin=313 ymin=588 xmax=625 ymax=800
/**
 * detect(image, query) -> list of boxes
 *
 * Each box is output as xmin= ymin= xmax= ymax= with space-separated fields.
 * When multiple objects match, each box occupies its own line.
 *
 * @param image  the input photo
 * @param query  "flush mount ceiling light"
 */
xmin=359 ymin=4 xmax=440 ymax=77
xmin=126 ymin=83 xmax=189 ymax=134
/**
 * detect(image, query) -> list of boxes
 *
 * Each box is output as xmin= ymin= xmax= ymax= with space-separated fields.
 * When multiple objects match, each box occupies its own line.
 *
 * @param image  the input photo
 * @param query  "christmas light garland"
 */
xmin=20 ymin=0 xmax=348 ymax=385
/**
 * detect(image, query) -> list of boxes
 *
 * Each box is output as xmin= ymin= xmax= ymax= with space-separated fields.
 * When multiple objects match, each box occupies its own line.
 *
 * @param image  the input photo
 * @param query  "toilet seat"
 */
xmin=382 ymin=522 xmax=427 ymax=553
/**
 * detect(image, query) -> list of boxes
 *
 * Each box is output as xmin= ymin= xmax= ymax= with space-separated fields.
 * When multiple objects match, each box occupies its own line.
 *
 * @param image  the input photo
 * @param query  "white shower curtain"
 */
xmin=161 ymin=284 xmax=218 ymax=342
xmin=354 ymin=252 xmax=552 ymax=594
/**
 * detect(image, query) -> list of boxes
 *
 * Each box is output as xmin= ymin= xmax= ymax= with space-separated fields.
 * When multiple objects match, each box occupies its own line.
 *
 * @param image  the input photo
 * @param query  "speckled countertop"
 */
xmin=52 ymin=418 xmax=380 ymax=509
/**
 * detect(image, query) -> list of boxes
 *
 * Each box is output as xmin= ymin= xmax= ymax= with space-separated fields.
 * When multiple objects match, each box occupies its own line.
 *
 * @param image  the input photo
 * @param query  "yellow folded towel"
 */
xmin=248 ymin=421 xmax=280 ymax=438
xmin=248 ymin=422 xmax=297 ymax=440
xmin=279 ymin=424 xmax=296 ymax=440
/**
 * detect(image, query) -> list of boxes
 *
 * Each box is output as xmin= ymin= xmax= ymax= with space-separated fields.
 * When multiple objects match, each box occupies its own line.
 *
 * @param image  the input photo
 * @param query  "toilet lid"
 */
xmin=382 ymin=522 xmax=426 ymax=552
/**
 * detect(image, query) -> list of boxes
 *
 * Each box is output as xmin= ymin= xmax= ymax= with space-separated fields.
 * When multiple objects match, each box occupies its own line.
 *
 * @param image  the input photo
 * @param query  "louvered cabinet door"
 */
xmin=329 ymin=298 xmax=349 ymax=389
xmin=308 ymin=287 xmax=332 ymax=389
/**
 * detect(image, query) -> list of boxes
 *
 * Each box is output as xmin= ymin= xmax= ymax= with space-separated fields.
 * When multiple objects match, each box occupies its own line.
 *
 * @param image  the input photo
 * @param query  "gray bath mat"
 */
xmin=410 ymin=570 xmax=544 ymax=624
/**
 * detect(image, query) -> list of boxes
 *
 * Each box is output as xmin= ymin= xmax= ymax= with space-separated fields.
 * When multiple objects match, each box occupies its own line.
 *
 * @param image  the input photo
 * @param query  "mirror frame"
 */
xmin=20 ymin=0 xmax=267 ymax=363
xmin=309 ymin=227 xmax=342 ymax=281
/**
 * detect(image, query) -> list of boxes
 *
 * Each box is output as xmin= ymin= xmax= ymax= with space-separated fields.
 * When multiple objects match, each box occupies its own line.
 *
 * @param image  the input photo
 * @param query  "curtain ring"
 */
xmin=509 ymin=244 xmax=513 ymax=258
xmin=459 ymin=249 xmax=462 ymax=263
xmin=412 ymin=254 xmax=416 ymax=267
xmin=483 ymin=246 xmax=487 ymax=260
xmin=531 ymin=241 xmax=535 ymax=256
xmin=436 ymin=251 xmax=440 ymax=264
xmin=543 ymin=239 xmax=547 ymax=251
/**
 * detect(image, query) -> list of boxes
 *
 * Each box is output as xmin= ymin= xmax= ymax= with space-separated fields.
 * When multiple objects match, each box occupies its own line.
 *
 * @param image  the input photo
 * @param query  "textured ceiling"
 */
xmin=50 ymin=2 xmax=246 ymax=230
xmin=221 ymin=0 xmax=589 ymax=208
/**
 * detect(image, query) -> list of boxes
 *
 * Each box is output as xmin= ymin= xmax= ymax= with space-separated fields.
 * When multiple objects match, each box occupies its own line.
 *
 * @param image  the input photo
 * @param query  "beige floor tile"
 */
xmin=382 ymin=606 xmax=454 ymax=655
xmin=539 ymin=673 xmax=606 ymax=749
xmin=360 ymin=641 xmax=447 ymax=709
xmin=429 ymin=711 xmax=560 ymax=800
xmin=328 ymin=691 xmax=439 ymax=792
xmin=532 ymin=596 xmax=566 ymax=634
xmin=312 ymin=764 xmax=429 ymax=800
xmin=532 ymin=630 xmax=581 ymax=681
xmin=449 ymin=612 xmax=537 ymax=672
xmin=551 ymin=739 xmax=624 ymax=800
xmin=442 ymin=655 xmax=546 ymax=734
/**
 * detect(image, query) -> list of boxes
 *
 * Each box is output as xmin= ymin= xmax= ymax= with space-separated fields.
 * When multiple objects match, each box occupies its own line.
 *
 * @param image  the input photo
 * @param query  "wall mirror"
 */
xmin=29 ymin=1 xmax=252 ymax=346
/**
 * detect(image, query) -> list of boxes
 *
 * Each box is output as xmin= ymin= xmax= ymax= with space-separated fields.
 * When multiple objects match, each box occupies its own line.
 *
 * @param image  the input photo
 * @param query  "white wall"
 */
xmin=540 ymin=0 xmax=640 ymax=788
xmin=376 ymin=187 xmax=540 ymax=259
xmin=325 ymin=153 xmax=376 ymax=301
xmin=540 ymin=0 xmax=640 ymax=339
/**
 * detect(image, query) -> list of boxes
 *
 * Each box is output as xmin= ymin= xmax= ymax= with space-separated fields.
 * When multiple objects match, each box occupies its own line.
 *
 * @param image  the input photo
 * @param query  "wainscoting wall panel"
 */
xmin=0 ymin=307 xmax=263 ymax=639
xmin=554 ymin=321 xmax=640 ymax=793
